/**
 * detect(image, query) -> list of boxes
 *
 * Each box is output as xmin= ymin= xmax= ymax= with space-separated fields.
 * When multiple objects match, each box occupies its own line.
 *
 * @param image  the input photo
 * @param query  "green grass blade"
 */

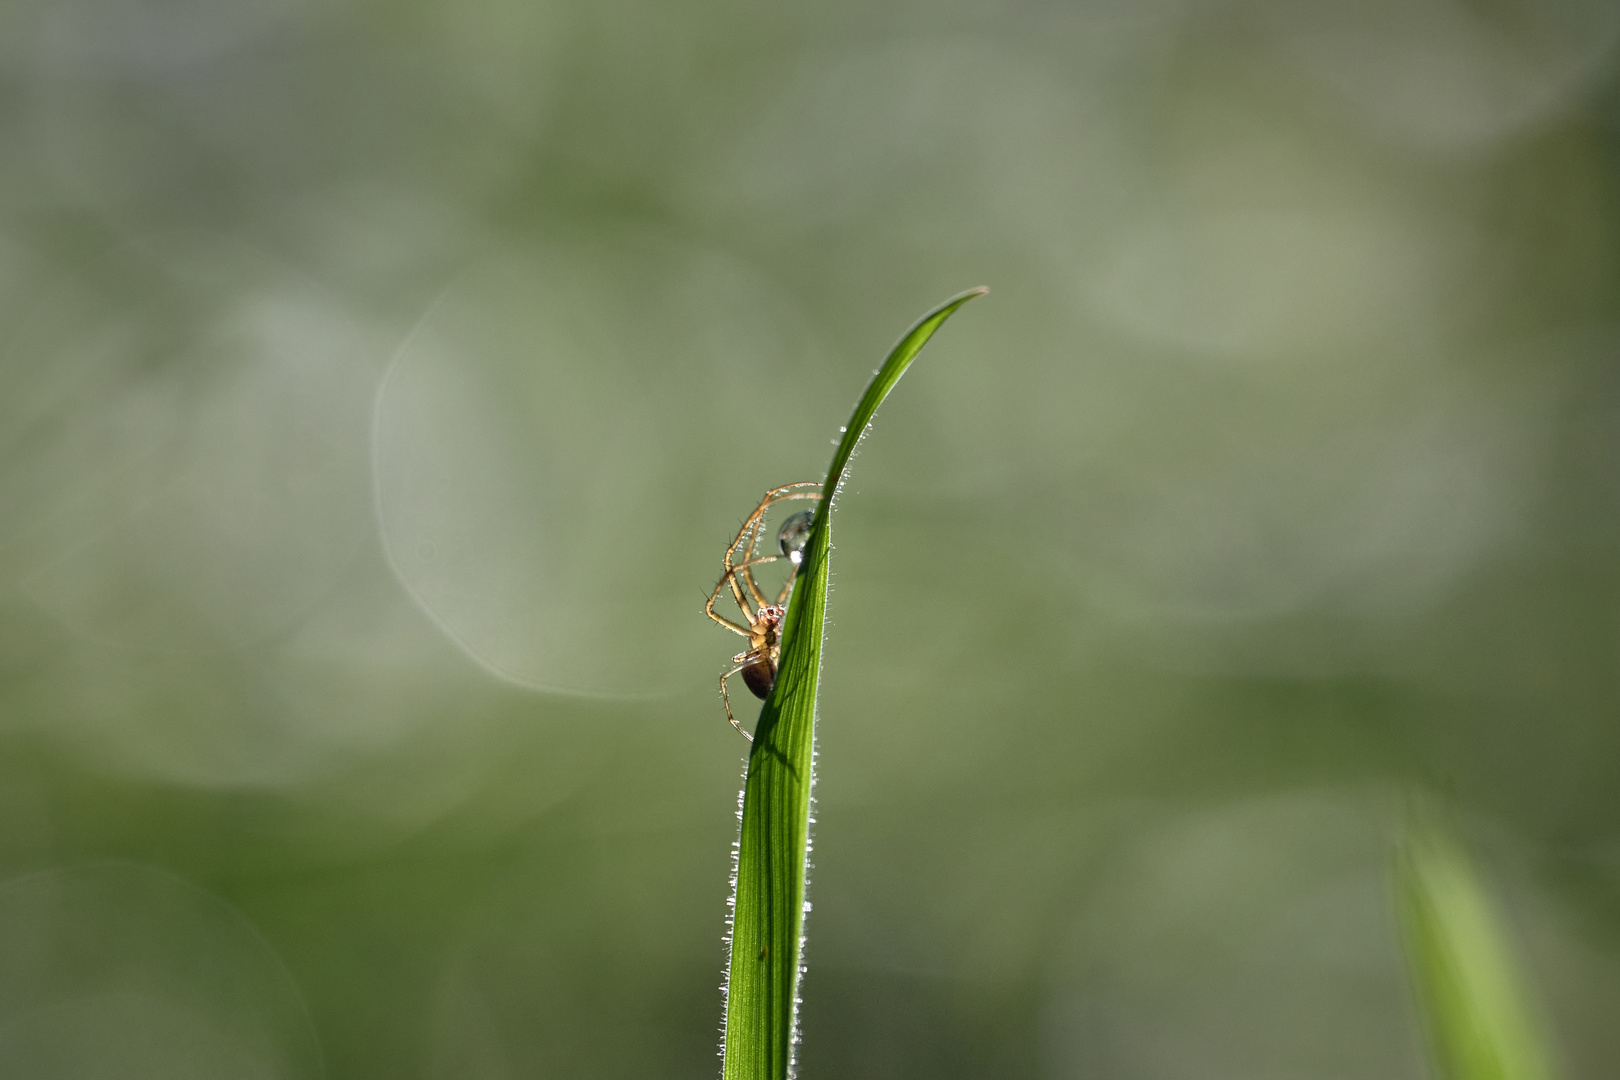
xmin=721 ymin=287 xmax=987 ymax=1080
xmin=1395 ymin=818 xmax=1558 ymax=1080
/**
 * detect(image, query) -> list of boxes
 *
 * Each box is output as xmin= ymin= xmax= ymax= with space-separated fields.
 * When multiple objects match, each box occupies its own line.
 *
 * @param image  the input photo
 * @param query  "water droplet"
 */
xmin=777 ymin=510 xmax=814 ymax=564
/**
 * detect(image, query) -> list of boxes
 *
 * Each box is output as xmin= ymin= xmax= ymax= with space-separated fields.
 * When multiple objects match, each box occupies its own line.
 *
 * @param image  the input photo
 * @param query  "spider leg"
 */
xmin=728 ymin=484 xmax=822 ymax=611
xmin=723 ymin=483 xmax=822 ymax=572
xmin=755 ymin=488 xmax=821 ymax=606
xmin=725 ymin=550 xmax=762 ymax=622
xmin=722 ymin=515 xmax=768 ymax=613
xmin=738 ymin=521 xmax=772 ymax=611
xmin=705 ymin=579 xmax=752 ymax=637
xmin=710 ymin=555 xmax=785 ymax=630
xmin=774 ymin=566 xmax=801 ymax=607
xmin=706 ymin=555 xmax=784 ymax=634
xmin=720 ymin=664 xmax=757 ymax=741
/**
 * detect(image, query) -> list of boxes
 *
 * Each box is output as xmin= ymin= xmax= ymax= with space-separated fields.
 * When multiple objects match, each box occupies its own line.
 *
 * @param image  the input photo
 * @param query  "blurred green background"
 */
xmin=1 ymin=0 xmax=1619 ymax=1077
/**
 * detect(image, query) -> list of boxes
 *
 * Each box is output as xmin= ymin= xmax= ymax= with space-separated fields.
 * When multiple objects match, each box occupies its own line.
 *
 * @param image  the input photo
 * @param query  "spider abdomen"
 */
xmin=741 ymin=659 xmax=777 ymax=700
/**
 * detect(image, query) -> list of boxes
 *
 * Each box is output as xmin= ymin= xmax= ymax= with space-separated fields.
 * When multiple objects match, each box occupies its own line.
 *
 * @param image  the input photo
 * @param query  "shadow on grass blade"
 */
xmin=721 ymin=288 xmax=987 ymax=1080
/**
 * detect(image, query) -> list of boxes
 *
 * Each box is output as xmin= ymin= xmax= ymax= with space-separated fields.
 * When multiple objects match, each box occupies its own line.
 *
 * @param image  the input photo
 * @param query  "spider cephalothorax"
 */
xmin=705 ymin=483 xmax=822 ymax=740
xmin=737 ymin=604 xmax=785 ymax=700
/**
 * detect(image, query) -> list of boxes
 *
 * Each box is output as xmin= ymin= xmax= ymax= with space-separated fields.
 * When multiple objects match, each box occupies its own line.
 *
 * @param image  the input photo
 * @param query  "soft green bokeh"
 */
xmin=1 ymin=0 xmax=1618 ymax=1077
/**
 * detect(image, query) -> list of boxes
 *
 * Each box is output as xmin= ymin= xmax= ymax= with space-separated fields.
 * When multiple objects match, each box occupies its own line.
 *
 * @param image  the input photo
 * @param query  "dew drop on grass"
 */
xmin=778 ymin=510 xmax=815 ymax=565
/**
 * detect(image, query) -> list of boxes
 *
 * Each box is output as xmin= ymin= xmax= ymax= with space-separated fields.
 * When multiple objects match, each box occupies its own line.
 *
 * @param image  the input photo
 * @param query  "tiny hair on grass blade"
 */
xmin=720 ymin=287 xmax=987 ymax=1080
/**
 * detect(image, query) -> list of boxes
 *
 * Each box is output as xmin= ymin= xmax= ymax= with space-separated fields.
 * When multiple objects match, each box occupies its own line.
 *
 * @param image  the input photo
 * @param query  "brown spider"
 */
xmin=705 ymin=482 xmax=824 ymax=740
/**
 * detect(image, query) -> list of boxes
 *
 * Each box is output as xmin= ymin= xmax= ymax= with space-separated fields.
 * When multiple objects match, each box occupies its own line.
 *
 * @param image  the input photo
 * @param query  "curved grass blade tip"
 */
xmin=721 ymin=287 xmax=987 ymax=1080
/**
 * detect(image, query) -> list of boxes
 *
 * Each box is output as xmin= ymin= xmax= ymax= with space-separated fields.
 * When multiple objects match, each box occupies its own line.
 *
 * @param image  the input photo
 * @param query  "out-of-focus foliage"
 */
xmin=1397 ymin=816 xmax=1558 ymax=1080
xmin=0 ymin=0 xmax=1618 ymax=1077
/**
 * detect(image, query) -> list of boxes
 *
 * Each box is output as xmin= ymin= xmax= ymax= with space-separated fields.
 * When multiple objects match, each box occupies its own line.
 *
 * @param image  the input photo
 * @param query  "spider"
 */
xmin=705 ymin=482 xmax=824 ymax=740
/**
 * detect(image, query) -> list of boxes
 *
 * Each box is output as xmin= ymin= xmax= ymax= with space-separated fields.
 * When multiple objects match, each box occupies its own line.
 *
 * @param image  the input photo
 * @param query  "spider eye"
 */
xmin=777 ymin=510 xmax=815 ymax=565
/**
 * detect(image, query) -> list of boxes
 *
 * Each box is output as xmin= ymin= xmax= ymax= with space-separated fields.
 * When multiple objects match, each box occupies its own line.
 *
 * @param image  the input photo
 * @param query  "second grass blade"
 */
xmin=1396 ymin=817 xmax=1558 ymax=1080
